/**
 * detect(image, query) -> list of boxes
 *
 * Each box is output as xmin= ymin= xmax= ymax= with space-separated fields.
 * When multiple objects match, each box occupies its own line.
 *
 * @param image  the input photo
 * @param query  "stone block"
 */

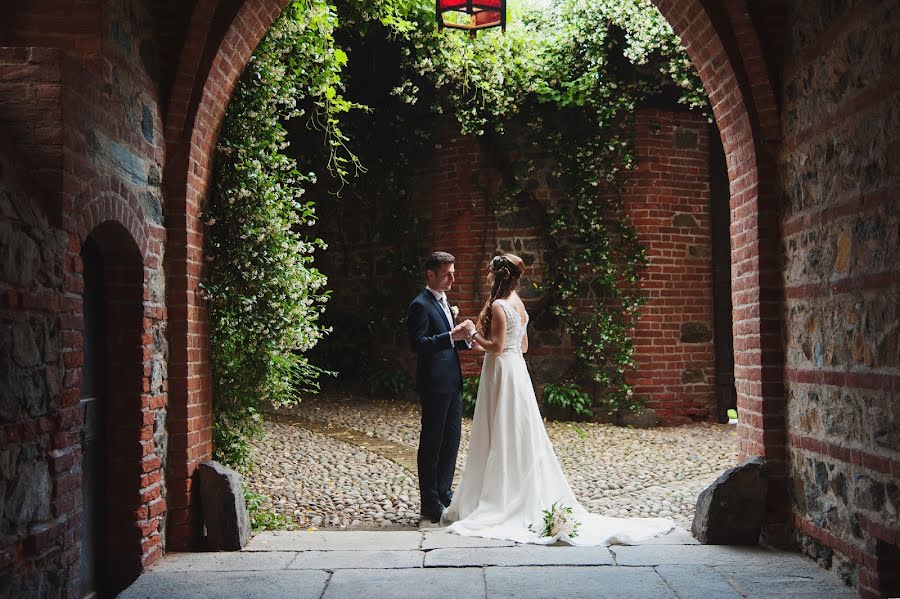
xmin=120 ymin=571 xmax=329 ymax=599
xmin=691 ymin=456 xmax=767 ymax=545
xmin=421 ymin=530 xmax=514 ymax=550
xmin=12 ymin=321 xmax=40 ymax=368
xmin=245 ymin=531 xmax=422 ymax=552
xmin=5 ymin=443 xmax=51 ymax=530
xmin=324 ymin=568 xmax=485 ymax=599
xmin=0 ymin=225 xmax=38 ymax=287
xmin=140 ymin=190 xmax=163 ymax=225
xmin=681 ymin=369 xmax=705 ymax=384
xmin=496 ymin=209 xmax=533 ymax=229
xmin=672 ymin=213 xmax=699 ymax=228
xmin=485 ymin=565 xmax=673 ymax=599
xmin=680 ymin=322 xmax=712 ymax=343
xmin=425 ymin=545 xmax=613 ymax=567
xmin=288 ymin=550 xmax=424 ymax=570
xmin=674 ymin=127 xmax=699 ymax=149
xmin=151 ymin=551 xmax=296 ymax=572
xmin=616 ymin=407 xmax=658 ymax=429
xmin=198 ymin=461 xmax=251 ymax=551
xmin=655 ymin=565 xmax=742 ymax=599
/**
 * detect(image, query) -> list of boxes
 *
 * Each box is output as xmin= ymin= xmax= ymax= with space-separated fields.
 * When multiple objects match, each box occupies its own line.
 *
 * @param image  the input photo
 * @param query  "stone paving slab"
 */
xmin=288 ymin=549 xmax=424 ymax=569
xmin=636 ymin=526 xmax=699 ymax=545
xmin=122 ymin=530 xmax=860 ymax=599
xmin=716 ymin=565 xmax=858 ymax=598
xmin=246 ymin=530 xmax=422 ymax=552
xmin=655 ymin=564 xmax=744 ymax=599
xmin=149 ymin=551 xmax=296 ymax=572
xmin=612 ymin=544 xmax=816 ymax=567
xmin=119 ymin=570 xmax=329 ymax=599
xmin=484 ymin=566 xmax=675 ymax=599
xmin=421 ymin=530 xmax=516 ymax=549
xmin=425 ymin=545 xmax=614 ymax=568
xmin=323 ymin=568 xmax=486 ymax=599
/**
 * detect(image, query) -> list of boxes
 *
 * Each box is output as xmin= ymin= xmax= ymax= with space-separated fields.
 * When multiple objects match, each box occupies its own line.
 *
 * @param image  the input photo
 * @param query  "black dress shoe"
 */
xmin=420 ymin=503 xmax=446 ymax=523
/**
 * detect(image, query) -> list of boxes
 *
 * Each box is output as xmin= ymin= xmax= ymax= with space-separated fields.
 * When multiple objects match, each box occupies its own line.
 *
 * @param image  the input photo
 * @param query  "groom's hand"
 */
xmin=450 ymin=321 xmax=472 ymax=341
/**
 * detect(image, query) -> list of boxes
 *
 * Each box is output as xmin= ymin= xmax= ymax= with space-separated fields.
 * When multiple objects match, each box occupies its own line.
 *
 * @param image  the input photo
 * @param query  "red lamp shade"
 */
xmin=436 ymin=0 xmax=507 ymax=36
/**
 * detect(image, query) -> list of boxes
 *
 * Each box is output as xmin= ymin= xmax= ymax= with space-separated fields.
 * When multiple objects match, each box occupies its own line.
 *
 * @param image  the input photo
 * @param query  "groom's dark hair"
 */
xmin=424 ymin=251 xmax=455 ymax=274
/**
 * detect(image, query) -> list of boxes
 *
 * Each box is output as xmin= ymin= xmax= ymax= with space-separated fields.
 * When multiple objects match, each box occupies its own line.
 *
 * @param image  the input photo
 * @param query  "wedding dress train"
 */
xmin=442 ymin=299 xmax=674 ymax=546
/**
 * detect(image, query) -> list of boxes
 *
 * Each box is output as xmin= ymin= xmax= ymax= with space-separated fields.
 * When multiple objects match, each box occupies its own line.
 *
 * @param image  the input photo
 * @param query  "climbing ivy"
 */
xmin=202 ymin=0 xmax=364 ymax=471
xmin=320 ymin=0 xmax=707 ymax=414
xmin=207 ymin=0 xmax=709 ymax=457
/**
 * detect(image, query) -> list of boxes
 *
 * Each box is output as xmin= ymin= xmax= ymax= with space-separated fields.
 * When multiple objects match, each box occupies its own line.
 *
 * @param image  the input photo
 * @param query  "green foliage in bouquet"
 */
xmin=530 ymin=501 xmax=581 ymax=538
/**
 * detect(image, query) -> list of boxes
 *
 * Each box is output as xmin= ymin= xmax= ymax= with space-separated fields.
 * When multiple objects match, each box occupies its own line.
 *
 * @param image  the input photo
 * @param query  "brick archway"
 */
xmin=65 ymin=190 xmax=169 ymax=580
xmin=163 ymin=0 xmax=786 ymax=549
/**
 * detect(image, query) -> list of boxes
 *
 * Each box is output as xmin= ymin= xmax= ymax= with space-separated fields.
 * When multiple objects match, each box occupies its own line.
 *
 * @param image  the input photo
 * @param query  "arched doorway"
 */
xmin=79 ymin=221 xmax=146 ymax=597
xmin=163 ymin=0 xmax=784 ymax=549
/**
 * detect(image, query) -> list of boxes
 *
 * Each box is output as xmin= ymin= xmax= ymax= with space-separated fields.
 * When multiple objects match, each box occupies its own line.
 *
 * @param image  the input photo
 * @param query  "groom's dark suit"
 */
xmin=407 ymin=289 xmax=468 ymax=515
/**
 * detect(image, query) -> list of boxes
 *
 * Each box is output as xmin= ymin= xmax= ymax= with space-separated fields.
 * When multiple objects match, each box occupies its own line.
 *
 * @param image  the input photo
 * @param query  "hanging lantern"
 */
xmin=436 ymin=0 xmax=507 ymax=37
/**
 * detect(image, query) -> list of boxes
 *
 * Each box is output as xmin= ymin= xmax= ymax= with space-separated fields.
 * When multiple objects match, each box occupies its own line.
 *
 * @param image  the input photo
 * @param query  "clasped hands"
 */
xmin=450 ymin=319 xmax=477 ymax=342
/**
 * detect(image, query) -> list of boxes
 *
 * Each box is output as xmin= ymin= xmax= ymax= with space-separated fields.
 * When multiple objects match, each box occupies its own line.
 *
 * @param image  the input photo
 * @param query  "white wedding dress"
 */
xmin=442 ymin=298 xmax=674 ymax=546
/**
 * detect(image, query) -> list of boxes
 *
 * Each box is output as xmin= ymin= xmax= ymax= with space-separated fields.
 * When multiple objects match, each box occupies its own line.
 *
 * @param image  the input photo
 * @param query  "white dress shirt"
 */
xmin=426 ymin=286 xmax=461 ymax=348
xmin=427 ymin=286 xmax=453 ymax=324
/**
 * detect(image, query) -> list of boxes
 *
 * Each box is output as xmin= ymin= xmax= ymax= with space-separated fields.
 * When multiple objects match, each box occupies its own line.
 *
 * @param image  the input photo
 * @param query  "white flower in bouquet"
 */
xmin=529 ymin=501 xmax=581 ymax=539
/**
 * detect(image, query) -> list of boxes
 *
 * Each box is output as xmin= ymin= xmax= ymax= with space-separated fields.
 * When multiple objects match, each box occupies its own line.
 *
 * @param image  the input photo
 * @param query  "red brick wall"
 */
xmin=409 ymin=124 xmax=499 ymax=379
xmin=628 ymin=110 xmax=716 ymax=424
xmin=161 ymin=0 xmax=289 ymax=552
xmin=322 ymin=111 xmax=718 ymax=425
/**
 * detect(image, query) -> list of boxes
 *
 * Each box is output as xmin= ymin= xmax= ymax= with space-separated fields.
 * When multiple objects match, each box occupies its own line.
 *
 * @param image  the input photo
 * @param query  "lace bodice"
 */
xmin=494 ymin=298 xmax=529 ymax=352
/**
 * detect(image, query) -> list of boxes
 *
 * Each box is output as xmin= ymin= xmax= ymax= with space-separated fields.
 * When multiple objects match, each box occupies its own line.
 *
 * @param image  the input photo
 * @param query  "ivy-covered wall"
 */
xmin=315 ymin=106 xmax=726 ymax=425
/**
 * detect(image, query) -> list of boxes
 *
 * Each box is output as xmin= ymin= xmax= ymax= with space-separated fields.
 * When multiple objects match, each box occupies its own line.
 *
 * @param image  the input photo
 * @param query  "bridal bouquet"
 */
xmin=530 ymin=501 xmax=581 ymax=539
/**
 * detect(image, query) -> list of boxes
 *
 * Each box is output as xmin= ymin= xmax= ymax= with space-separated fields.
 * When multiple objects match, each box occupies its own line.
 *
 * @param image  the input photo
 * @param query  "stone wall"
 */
xmin=0 ymin=0 xmax=170 ymax=595
xmin=0 ymin=0 xmax=897 ymax=596
xmin=0 ymin=157 xmax=71 ymax=597
xmin=316 ymin=109 xmax=722 ymax=424
xmin=779 ymin=0 xmax=900 ymax=594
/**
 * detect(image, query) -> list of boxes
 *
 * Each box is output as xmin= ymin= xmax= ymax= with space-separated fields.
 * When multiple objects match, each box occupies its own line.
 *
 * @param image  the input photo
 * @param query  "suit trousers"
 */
xmin=417 ymin=390 xmax=462 ymax=509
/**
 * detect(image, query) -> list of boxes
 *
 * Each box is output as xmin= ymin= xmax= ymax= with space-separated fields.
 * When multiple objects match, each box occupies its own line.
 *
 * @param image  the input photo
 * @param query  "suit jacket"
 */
xmin=407 ymin=289 xmax=468 ymax=396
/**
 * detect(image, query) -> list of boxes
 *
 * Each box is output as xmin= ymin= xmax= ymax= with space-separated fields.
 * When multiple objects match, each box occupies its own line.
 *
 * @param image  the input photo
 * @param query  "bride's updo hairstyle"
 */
xmin=476 ymin=253 xmax=525 ymax=336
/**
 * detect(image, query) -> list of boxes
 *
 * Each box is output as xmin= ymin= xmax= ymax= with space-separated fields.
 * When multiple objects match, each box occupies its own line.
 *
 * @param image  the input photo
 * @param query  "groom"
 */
xmin=407 ymin=251 xmax=475 ymax=522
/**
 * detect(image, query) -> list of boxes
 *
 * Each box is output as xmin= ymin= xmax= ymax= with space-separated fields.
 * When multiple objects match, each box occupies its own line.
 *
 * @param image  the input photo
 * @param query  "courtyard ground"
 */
xmin=245 ymin=394 xmax=738 ymax=531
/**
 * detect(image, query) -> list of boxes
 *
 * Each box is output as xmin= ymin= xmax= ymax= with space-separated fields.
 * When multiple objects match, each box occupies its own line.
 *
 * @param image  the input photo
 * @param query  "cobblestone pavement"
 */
xmin=245 ymin=395 xmax=739 ymax=531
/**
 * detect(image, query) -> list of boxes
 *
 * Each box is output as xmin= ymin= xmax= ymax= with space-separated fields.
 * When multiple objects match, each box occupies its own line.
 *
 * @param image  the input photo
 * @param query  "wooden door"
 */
xmin=80 ymin=239 xmax=106 ymax=599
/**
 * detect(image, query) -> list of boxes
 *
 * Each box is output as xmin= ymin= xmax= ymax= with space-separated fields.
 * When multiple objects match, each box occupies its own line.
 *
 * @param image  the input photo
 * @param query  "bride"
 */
xmin=441 ymin=254 xmax=674 ymax=546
